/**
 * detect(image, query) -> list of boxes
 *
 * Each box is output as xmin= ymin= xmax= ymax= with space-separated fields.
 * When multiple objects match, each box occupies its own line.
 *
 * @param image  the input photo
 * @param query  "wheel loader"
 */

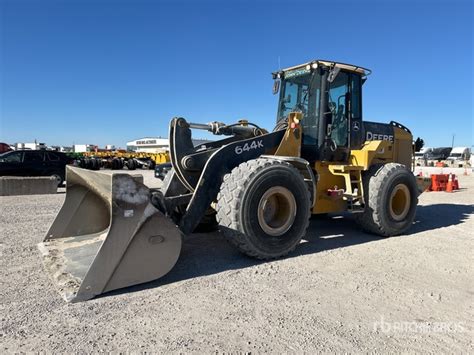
xmin=39 ymin=59 xmax=426 ymax=302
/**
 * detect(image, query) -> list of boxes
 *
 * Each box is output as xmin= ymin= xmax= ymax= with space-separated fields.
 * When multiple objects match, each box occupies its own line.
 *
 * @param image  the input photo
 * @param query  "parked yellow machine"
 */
xmin=82 ymin=151 xmax=169 ymax=163
xmin=39 ymin=59 xmax=424 ymax=302
xmin=77 ymin=151 xmax=169 ymax=171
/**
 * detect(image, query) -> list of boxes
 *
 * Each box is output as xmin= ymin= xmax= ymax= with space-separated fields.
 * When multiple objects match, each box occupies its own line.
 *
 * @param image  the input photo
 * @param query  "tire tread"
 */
xmin=216 ymin=158 xmax=311 ymax=259
xmin=355 ymin=163 xmax=418 ymax=236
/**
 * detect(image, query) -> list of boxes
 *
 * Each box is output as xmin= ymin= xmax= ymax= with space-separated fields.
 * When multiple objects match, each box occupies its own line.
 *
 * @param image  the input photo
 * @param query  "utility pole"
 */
xmin=451 ymin=134 xmax=455 ymax=148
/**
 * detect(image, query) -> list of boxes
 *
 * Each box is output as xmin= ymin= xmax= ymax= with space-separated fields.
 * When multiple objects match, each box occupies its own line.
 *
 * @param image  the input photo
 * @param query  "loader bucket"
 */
xmin=38 ymin=166 xmax=182 ymax=302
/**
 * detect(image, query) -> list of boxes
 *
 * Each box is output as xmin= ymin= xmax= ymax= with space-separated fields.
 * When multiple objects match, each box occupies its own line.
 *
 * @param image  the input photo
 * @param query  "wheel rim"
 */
xmin=389 ymin=183 xmax=411 ymax=221
xmin=257 ymin=186 xmax=297 ymax=236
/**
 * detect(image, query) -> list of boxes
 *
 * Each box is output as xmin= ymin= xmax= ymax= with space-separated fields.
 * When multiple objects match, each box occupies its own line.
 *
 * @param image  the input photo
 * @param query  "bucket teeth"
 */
xmin=39 ymin=166 xmax=182 ymax=302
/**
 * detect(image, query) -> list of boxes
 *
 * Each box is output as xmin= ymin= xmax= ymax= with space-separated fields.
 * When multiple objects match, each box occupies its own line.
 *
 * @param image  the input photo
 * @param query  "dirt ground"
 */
xmin=1 ymin=170 xmax=473 ymax=352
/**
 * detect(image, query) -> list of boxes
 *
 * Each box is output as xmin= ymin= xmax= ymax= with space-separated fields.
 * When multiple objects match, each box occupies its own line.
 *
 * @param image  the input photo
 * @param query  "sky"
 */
xmin=0 ymin=0 xmax=472 ymax=149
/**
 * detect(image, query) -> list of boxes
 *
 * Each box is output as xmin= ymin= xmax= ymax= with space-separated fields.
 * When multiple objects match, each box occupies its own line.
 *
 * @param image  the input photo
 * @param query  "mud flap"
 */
xmin=38 ymin=166 xmax=182 ymax=302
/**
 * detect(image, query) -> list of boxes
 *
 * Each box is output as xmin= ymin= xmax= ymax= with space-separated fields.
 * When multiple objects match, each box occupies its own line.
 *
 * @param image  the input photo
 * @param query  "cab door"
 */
xmin=328 ymin=71 xmax=350 ymax=150
xmin=325 ymin=71 xmax=363 ymax=162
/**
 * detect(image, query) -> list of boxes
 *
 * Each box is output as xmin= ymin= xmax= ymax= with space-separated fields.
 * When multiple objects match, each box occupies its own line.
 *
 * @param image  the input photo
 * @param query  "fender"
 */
xmin=178 ymin=130 xmax=285 ymax=234
xmin=261 ymin=155 xmax=316 ymax=207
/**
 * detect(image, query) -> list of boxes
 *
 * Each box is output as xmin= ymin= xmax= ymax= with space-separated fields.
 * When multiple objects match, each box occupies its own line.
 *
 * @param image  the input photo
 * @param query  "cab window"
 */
xmin=328 ymin=72 xmax=350 ymax=147
xmin=279 ymin=81 xmax=307 ymax=120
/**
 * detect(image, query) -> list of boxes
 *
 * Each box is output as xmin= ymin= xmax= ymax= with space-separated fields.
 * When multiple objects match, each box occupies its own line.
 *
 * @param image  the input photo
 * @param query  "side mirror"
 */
xmin=272 ymin=80 xmax=280 ymax=95
xmin=327 ymin=67 xmax=341 ymax=83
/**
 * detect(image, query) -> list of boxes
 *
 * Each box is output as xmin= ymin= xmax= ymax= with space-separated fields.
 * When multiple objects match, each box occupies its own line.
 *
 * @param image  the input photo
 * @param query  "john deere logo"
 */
xmin=366 ymin=131 xmax=394 ymax=142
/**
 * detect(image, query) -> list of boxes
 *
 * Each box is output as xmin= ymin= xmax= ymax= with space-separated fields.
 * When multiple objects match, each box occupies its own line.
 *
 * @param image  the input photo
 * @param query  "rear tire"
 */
xmin=127 ymin=159 xmax=137 ymax=170
xmin=91 ymin=158 xmax=100 ymax=170
xmin=77 ymin=158 xmax=86 ymax=169
xmin=84 ymin=158 xmax=93 ymax=170
xmin=111 ymin=158 xmax=121 ymax=170
xmin=354 ymin=163 xmax=418 ymax=236
xmin=216 ymin=158 xmax=311 ymax=259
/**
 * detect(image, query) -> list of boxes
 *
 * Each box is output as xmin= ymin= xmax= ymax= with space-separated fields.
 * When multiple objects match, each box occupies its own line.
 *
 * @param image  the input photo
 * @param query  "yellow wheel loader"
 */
xmin=39 ymin=60 xmax=424 ymax=302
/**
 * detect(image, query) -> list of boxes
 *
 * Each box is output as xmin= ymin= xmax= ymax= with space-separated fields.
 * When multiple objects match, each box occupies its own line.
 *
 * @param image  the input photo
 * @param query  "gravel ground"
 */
xmin=1 ymin=170 xmax=473 ymax=352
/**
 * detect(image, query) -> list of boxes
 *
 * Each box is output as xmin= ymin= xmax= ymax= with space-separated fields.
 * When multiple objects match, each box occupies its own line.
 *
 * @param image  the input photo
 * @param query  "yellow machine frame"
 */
xmin=274 ymin=112 xmax=413 ymax=215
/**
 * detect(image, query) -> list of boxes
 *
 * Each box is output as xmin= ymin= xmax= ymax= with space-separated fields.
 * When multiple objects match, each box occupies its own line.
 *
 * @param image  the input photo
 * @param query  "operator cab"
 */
xmin=273 ymin=60 xmax=371 ymax=163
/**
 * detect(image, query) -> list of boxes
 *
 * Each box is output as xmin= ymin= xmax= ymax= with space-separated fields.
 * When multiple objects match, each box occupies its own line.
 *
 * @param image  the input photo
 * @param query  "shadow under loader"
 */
xmin=101 ymin=203 xmax=472 ymax=299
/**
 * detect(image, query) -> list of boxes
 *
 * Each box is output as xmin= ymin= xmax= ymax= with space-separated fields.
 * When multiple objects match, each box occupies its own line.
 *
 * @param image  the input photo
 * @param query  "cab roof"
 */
xmin=274 ymin=59 xmax=371 ymax=77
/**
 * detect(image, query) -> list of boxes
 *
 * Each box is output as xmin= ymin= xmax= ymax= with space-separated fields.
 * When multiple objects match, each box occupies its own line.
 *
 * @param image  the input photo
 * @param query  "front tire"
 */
xmin=355 ymin=163 xmax=418 ymax=236
xmin=216 ymin=158 xmax=311 ymax=259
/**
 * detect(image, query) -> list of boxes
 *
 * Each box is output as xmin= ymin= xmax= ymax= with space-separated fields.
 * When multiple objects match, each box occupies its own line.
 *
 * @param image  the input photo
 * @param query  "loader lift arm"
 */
xmin=154 ymin=117 xmax=286 ymax=234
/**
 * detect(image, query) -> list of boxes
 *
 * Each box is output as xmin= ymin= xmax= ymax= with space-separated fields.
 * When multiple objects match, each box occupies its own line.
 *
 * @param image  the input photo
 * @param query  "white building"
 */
xmin=126 ymin=137 xmax=213 ymax=153
xmin=50 ymin=146 xmax=73 ymax=153
xmin=126 ymin=137 xmax=169 ymax=153
xmin=15 ymin=142 xmax=46 ymax=150
xmin=73 ymin=144 xmax=97 ymax=153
